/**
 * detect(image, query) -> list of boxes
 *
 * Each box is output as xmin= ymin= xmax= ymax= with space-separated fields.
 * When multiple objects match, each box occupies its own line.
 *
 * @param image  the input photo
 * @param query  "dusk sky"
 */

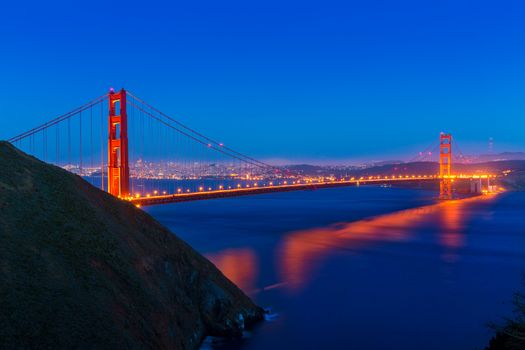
xmin=1 ymin=0 xmax=524 ymax=163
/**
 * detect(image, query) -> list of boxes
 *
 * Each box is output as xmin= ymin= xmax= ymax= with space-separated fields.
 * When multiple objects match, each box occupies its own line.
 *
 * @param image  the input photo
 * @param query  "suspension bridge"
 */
xmin=7 ymin=88 xmax=495 ymax=206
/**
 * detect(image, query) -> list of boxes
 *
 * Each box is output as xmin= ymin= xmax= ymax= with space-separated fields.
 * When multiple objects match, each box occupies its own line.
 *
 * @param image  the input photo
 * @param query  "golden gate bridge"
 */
xmin=7 ymin=88 xmax=495 ymax=206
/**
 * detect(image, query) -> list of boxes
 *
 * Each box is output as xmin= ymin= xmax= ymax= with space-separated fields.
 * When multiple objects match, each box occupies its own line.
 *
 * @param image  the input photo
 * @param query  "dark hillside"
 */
xmin=0 ymin=141 xmax=263 ymax=349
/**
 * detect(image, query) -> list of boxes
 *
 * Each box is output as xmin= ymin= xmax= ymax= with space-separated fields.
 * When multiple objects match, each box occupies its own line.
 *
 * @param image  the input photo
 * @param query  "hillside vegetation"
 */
xmin=486 ymin=288 xmax=525 ymax=350
xmin=0 ymin=142 xmax=263 ymax=349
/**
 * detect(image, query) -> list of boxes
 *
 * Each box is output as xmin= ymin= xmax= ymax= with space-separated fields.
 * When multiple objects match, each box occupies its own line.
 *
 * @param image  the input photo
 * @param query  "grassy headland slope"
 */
xmin=0 ymin=142 xmax=263 ymax=349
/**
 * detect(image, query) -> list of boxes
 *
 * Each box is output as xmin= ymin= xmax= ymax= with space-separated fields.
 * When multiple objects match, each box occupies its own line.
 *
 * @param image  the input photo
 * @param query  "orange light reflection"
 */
xmin=206 ymin=248 xmax=259 ymax=295
xmin=278 ymin=194 xmax=498 ymax=293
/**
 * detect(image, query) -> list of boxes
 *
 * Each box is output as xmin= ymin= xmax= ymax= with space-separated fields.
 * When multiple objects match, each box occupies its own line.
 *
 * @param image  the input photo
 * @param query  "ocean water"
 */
xmin=145 ymin=186 xmax=525 ymax=350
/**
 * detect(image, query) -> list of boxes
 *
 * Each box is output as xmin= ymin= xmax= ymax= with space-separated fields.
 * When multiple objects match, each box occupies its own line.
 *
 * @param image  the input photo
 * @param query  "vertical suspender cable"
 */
xmin=79 ymin=111 xmax=83 ymax=175
xmin=100 ymin=102 xmax=104 ymax=191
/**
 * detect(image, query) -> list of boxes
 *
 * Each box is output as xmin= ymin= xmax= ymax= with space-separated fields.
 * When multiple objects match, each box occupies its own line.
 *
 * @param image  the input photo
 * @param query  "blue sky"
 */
xmin=1 ymin=0 xmax=524 ymax=162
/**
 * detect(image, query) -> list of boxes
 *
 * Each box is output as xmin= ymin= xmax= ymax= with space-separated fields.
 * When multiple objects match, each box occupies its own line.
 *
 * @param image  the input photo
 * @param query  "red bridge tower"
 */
xmin=108 ymin=88 xmax=130 ymax=198
xmin=439 ymin=133 xmax=452 ymax=199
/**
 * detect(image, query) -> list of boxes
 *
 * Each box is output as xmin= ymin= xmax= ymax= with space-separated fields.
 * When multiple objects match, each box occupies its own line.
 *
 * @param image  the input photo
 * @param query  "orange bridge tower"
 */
xmin=439 ymin=132 xmax=452 ymax=199
xmin=108 ymin=88 xmax=130 ymax=198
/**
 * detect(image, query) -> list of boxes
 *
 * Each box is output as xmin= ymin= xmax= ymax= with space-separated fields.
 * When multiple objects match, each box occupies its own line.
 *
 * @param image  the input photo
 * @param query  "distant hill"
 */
xmin=348 ymin=160 xmax=525 ymax=178
xmin=283 ymin=160 xmax=525 ymax=179
xmin=0 ymin=142 xmax=263 ymax=349
xmin=467 ymin=152 xmax=525 ymax=163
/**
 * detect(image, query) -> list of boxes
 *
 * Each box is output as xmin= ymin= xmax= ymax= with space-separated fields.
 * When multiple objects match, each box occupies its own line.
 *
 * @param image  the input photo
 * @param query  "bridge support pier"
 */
xmin=108 ymin=88 xmax=130 ymax=198
xmin=470 ymin=178 xmax=482 ymax=194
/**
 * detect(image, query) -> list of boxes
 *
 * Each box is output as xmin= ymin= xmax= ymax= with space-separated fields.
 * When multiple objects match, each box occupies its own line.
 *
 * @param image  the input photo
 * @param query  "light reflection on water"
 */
xmin=207 ymin=195 xmax=497 ymax=295
xmin=146 ymin=188 xmax=525 ymax=350
xmin=278 ymin=204 xmax=432 ymax=293
xmin=206 ymin=248 xmax=259 ymax=294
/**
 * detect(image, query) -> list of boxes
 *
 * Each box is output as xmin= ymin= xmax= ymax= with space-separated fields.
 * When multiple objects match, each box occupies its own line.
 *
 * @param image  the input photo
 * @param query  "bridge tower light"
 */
xmin=108 ymin=88 xmax=130 ymax=198
xmin=439 ymin=132 xmax=452 ymax=199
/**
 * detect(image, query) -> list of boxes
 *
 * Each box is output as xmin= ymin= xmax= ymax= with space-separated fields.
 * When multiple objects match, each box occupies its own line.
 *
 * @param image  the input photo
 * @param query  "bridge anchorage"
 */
xmin=7 ymin=88 xmax=498 ymax=206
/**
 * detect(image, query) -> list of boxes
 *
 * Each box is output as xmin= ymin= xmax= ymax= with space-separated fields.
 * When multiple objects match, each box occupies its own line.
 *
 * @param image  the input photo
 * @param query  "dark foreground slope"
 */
xmin=0 ymin=142 xmax=263 ymax=349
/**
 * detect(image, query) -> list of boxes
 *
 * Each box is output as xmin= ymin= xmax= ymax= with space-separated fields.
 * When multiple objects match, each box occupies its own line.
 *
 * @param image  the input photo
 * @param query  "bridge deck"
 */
xmin=129 ymin=177 xmax=440 ymax=206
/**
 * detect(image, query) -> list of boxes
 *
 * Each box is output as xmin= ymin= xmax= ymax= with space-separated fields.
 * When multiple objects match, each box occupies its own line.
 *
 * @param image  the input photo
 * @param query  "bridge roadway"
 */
xmin=129 ymin=176 xmax=445 ymax=207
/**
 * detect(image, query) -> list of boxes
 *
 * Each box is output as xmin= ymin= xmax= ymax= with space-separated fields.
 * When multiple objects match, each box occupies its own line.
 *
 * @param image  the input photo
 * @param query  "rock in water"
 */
xmin=0 ymin=142 xmax=263 ymax=349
